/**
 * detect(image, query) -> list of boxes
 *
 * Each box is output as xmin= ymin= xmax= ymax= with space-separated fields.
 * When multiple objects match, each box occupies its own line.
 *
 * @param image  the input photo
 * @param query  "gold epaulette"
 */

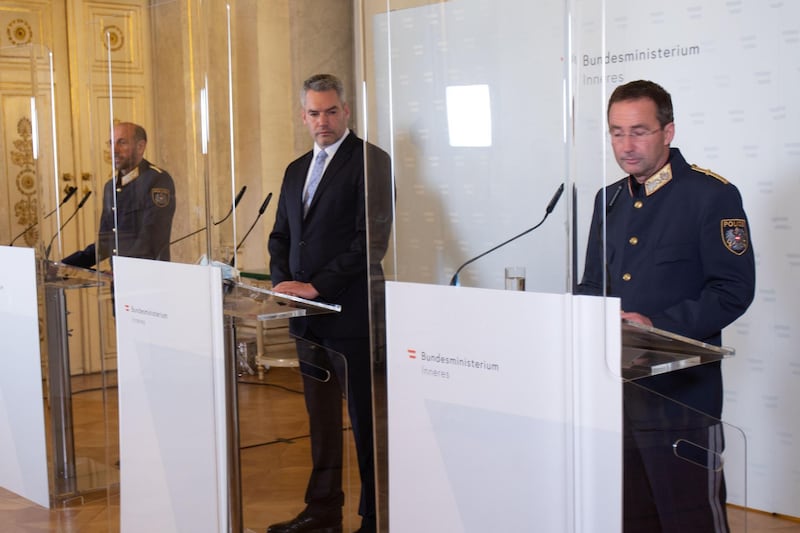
xmin=691 ymin=164 xmax=729 ymax=184
xmin=150 ymin=165 xmax=164 ymax=174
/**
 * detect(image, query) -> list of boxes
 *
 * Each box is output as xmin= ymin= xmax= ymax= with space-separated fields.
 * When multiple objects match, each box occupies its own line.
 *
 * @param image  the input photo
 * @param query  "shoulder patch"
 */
xmin=691 ymin=164 xmax=729 ymax=184
xmin=151 ymin=188 xmax=171 ymax=208
xmin=721 ymin=219 xmax=749 ymax=255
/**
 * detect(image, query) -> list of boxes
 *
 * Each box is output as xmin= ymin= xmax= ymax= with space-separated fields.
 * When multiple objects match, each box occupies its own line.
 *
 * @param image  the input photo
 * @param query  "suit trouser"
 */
xmin=296 ymin=335 xmax=375 ymax=520
xmin=623 ymin=382 xmax=729 ymax=533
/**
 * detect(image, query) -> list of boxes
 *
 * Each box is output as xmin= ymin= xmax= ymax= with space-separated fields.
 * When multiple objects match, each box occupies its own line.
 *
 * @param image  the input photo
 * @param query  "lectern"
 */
xmin=42 ymin=260 xmax=112 ymax=502
xmin=222 ymin=281 xmax=341 ymax=533
xmin=384 ymin=284 xmax=745 ymax=532
xmin=621 ymin=319 xmax=734 ymax=380
xmin=113 ymin=259 xmax=349 ymax=533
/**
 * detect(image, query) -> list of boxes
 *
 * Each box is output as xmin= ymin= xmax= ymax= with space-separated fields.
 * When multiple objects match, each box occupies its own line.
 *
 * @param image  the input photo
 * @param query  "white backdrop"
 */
xmin=372 ymin=0 xmax=800 ymax=518
xmin=572 ymin=0 xmax=800 ymax=516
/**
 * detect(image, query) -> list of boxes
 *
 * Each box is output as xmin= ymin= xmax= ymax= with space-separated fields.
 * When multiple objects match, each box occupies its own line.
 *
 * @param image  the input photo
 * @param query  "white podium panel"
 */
xmin=113 ymin=257 xmax=227 ymax=533
xmin=386 ymin=282 xmax=621 ymax=532
xmin=0 ymin=246 xmax=49 ymax=508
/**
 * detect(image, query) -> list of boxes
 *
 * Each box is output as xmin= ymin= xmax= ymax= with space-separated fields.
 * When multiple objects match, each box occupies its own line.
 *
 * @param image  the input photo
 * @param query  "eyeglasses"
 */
xmin=609 ymin=127 xmax=663 ymax=143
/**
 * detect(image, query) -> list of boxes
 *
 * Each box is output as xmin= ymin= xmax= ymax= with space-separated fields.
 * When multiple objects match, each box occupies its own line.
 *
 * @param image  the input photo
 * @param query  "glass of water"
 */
xmin=504 ymin=266 xmax=526 ymax=291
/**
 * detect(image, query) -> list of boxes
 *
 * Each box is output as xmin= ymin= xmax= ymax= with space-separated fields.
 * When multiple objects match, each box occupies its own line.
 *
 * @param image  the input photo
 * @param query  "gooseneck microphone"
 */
xmin=213 ymin=185 xmax=247 ymax=226
xmin=228 ymin=192 xmax=273 ymax=265
xmin=168 ymin=185 xmax=249 ymax=249
xmin=45 ymin=191 xmax=92 ymax=259
xmin=9 ymin=186 xmax=78 ymax=246
xmin=45 ymin=186 xmax=79 ymax=219
xmin=606 ymin=182 xmax=624 ymax=215
xmin=449 ymin=182 xmax=565 ymax=286
xmin=600 ymin=181 xmax=625 ymax=295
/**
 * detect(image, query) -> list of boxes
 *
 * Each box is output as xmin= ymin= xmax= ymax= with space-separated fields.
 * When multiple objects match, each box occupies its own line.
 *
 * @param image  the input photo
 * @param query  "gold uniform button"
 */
xmin=634 ymin=200 xmax=643 ymax=209
xmin=629 ymin=236 xmax=638 ymax=245
xmin=622 ymin=273 xmax=632 ymax=281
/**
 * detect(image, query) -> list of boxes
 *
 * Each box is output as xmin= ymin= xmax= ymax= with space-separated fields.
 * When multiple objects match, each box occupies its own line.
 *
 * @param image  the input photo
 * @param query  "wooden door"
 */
xmin=0 ymin=0 xmax=153 ymax=375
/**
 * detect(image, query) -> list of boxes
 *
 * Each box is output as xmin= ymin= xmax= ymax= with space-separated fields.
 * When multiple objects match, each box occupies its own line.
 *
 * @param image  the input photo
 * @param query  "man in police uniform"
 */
xmin=578 ymin=80 xmax=755 ymax=532
xmin=62 ymin=122 xmax=175 ymax=268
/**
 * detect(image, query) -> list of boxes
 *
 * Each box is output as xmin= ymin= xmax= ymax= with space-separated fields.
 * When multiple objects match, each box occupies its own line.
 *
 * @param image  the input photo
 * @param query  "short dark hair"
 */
xmin=132 ymin=124 xmax=147 ymax=143
xmin=608 ymin=80 xmax=674 ymax=127
xmin=117 ymin=121 xmax=147 ymax=143
xmin=301 ymin=74 xmax=346 ymax=106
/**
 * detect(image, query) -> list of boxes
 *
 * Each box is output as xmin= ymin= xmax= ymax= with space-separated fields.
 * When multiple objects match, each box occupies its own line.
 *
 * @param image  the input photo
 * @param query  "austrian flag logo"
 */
xmin=721 ymin=219 xmax=749 ymax=255
xmin=407 ymin=348 xmax=417 ymax=359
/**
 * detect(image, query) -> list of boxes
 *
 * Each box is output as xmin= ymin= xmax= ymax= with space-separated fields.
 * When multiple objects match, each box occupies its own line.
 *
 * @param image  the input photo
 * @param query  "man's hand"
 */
xmin=272 ymin=281 xmax=319 ymax=300
xmin=621 ymin=310 xmax=653 ymax=327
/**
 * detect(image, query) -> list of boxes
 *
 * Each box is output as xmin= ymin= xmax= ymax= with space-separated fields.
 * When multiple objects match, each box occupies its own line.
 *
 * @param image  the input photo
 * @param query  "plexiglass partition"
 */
xmin=0 ymin=0 xmax=758 ymax=531
xmin=362 ymin=0 xmax=750 ymax=531
xmin=0 ymin=40 xmax=121 ymax=514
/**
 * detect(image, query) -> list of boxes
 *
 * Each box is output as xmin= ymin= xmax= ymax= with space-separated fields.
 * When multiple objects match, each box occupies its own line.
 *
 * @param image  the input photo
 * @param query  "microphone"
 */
xmin=167 ymin=185 xmax=248 ymax=247
xmin=45 ymin=191 xmax=92 ymax=259
xmin=601 ymin=181 xmax=625 ymax=295
xmin=9 ymin=186 xmax=78 ymax=246
xmin=449 ymin=182 xmax=564 ymax=286
xmin=45 ymin=186 xmax=79 ymax=219
xmin=606 ymin=182 xmax=624 ymax=215
xmin=228 ymin=192 xmax=272 ymax=266
xmin=213 ymin=185 xmax=247 ymax=226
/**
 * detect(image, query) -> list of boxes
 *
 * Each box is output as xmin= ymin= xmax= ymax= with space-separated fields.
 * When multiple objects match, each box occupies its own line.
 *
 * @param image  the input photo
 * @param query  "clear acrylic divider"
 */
xmin=238 ymin=335 xmax=357 ymax=532
xmin=360 ymin=0 xmax=587 ymax=530
xmin=624 ymin=379 xmax=747 ymax=531
xmin=0 ymin=41 xmax=120 ymax=509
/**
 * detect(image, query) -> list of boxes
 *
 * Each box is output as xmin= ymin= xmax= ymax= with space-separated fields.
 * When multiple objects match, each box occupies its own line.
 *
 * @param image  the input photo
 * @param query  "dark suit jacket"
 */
xmin=268 ymin=132 xmax=392 ymax=341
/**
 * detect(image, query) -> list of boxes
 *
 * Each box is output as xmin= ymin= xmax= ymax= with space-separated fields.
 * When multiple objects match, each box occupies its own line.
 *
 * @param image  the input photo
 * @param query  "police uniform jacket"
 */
xmin=63 ymin=159 xmax=175 ymax=268
xmin=578 ymin=147 xmax=755 ymax=417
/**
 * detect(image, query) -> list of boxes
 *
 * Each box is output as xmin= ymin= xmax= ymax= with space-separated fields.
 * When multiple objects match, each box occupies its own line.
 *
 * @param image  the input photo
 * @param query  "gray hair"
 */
xmin=301 ymin=73 xmax=346 ymax=106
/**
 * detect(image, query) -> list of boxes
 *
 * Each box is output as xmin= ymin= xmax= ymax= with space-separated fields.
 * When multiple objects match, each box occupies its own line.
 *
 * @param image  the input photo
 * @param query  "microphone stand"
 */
xmin=9 ymin=186 xmax=78 ymax=246
xmin=45 ymin=191 xmax=92 ymax=259
xmin=213 ymin=185 xmax=247 ymax=226
xmin=449 ymin=183 xmax=564 ymax=286
xmin=228 ymin=192 xmax=272 ymax=266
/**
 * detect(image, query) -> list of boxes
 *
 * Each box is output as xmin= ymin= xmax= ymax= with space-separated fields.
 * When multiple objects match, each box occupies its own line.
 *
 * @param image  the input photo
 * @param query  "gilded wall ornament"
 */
xmin=7 ymin=18 xmax=32 ymax=45
xmin=102 ymin=25 xmax=124 ymax=51
xmin=11 ymin=117 xmax=38 ymax=245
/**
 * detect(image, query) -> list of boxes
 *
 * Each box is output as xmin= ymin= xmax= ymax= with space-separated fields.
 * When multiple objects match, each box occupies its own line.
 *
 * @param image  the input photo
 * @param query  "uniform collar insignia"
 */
xmin=644 ymin=163 xmax=672 ymax=196
xmin=116 ymin=166 xmax=141 ymax=189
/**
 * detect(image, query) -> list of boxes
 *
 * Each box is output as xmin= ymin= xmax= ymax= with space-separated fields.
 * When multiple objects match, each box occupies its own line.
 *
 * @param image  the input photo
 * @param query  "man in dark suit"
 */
xmin=267 ymin=74 xmax=391 ymax=533
xmin=578 ymin=80 xmax=755 ymax=532
xmin=62 ymin=122 xmax=175 ymax=268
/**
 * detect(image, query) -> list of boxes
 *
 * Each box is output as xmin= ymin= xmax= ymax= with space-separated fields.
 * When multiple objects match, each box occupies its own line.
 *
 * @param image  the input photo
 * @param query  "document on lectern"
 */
xmin=621 ymin=319 xmax=734 ymax=380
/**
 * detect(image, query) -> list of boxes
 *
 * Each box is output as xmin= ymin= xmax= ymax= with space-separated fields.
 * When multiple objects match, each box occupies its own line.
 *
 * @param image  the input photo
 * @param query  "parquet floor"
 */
xmin=2 ymin=368 xmax=799 ymax=533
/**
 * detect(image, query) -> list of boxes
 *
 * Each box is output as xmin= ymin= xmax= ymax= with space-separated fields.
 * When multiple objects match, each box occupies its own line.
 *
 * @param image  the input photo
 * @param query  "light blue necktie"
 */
xmin=303 ymin=149 xmax=328 ymax=216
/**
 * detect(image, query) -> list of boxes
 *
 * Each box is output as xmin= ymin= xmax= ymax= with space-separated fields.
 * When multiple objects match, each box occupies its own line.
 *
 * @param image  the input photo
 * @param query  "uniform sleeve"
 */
xmin=650 ymin=184 xmax=755 ymax=339
xmin=127 ymin=171 xmax=176 ymax=260
xmin=576 ymin=189 xmax=605 ymax=296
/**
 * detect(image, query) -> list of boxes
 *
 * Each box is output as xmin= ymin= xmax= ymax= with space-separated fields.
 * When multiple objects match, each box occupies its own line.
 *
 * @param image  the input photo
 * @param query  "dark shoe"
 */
xmin=266 ymin=510 xmax=342 ymax=533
